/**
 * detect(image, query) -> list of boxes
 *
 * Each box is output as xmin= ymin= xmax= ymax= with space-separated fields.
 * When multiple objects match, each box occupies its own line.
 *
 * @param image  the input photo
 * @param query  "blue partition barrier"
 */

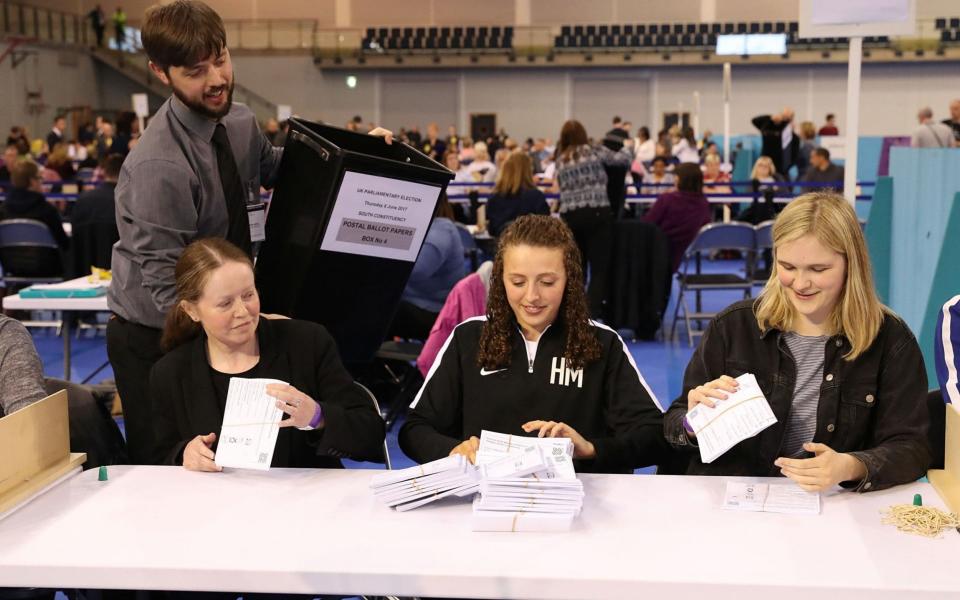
xmin=865 ymin=176 xmax=893 ymax=304
xmin=888 ymin=148 xmax=960 ymax=382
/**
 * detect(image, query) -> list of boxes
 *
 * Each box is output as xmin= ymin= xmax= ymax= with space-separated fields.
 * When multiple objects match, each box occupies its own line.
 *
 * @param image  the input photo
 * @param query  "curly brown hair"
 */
xmin=477 ymin=215 xmax=602 ymax=371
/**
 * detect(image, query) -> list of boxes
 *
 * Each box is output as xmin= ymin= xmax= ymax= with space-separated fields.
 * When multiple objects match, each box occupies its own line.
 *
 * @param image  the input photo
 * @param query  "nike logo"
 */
xmin=480 ymin=368 xmax=507 ymax=376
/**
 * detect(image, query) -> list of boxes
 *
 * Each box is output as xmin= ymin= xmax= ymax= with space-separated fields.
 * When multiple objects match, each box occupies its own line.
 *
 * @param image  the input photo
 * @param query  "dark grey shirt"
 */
xmin=108 ymin=95 xmax=283 ymax=329
xmin=0 ymin=315 xmax=47 ymax=417
xmin=800 ymin=163 xmax=844 ymax=188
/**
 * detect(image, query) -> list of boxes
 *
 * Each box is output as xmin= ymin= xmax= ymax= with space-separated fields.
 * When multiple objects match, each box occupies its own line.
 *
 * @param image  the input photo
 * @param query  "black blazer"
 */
xmin=151 ymin=318 xmax=386 ymax=467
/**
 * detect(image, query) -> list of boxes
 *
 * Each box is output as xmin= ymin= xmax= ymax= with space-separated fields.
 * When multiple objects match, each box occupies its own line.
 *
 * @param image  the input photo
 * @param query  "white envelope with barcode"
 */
xmin=216 ymin=377 xmax=286 ymax=470
xmin=369 ymin=454 xmax=480 ymax=511
xmin=684 ymin=373 xmax=777 ymax=464
xmin=471 ymin=430 xmax=585 ymax=532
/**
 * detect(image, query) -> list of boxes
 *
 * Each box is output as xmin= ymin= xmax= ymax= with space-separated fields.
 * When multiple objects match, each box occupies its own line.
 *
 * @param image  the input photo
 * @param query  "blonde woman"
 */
xmin=485 ymin=151 xmax=549 ymax=237
xmin=664 ymin=192 xmax=929 ymax=492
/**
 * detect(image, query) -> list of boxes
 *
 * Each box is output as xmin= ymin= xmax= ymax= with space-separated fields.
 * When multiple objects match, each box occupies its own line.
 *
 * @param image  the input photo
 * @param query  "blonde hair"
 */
xmin=754 ymin=192 xmax=887 ymax=360
xmin=751 ymin=156 xmax=776 ymax=179
xmin=493 ymin=151 xmax=535 ymax=196
xmin=800 ymin=121 xmax=817 ymax=140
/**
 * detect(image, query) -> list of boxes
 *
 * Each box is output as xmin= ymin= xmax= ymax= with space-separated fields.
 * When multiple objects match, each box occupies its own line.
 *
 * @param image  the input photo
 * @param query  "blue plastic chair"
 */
xmin=0 ymin=219 xmax=65 ymax=288
xmin=670 ymin=222 xmax=756 ymax=346
xmin=752 ymin=219 xmax=775 ymax=284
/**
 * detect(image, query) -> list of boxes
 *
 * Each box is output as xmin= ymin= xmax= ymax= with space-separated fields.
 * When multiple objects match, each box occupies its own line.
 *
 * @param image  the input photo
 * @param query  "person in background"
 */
xmin=818 ymin=113 xmax=839 ymax=136
xmin=751 ymin=155 xmax=787 ymax=195
xmin=151 ymin=238 xmax=386 ymax=469
xmin=698 ymin=129 xmax=715 ymax=157
xmin=633 ymin=126 xmax=656 ymax=165
xmin=702 ymin=154 xmax=731 ymax=195
xmin=796 ymin=120 xmax=817 ymax=177
xmin=641 ymin=155 xmax=676 ymax=197
xmin=0 ymin=160 xmax=69 ymax=251
xmin=642 ymin=162 xmax=712 ymax=273
xmin=0 ymin=143 xmax=19 ymax=182
xmin=7 ymin=126 xmax=31 ymax=156
xmin=671 ymin=126 xmax=700 ymax=164
xmin=604 ymin=115 xmax=630 ymax=150
xmin=96 ymin=118 xmax=114 ymax=159
xmin=71 ymin=153 xmax=124 ymax=274
xmin=445 ymin=124 xmax=459 ymax=152
xmin=421 ymin=122 xmax=446 ymax=162
xmin=46 ymin=116 xmax=66 ymax=154
xmin=113 ymin=6 xmax=127 ymax=49
xmin=943 ymin=99 xmax=960 ymax=143
xmin=485 ymin=151 xmax=550 ymax=237
xmin=912 ymin=107 xmax=956 ymax=148
xmin=752 ymin=107 xmax=799 ymax=178
xmin=399 ymin=215 xmax=667 ymax=473
xmin=88 ymin=4 xmax=106 ymax=47
xmin=46 ymin=144 xmax=76 ymax=181
xmin=554 ymin=119 xmax=633 ymax=318
xmin=664 ymin=192 xmax=930 ymax=493
xmin=386 ymin=192 xmax=465 ymax=341
xmin=936 ymin=294 xmax=960 ymax=404
xmin=800 ymin=147 xmax=844 ymax=191
xmin=466 ymin=143 xmax=496 ymax=183
xmin=263 ymin=117 xmax=285 ymax=146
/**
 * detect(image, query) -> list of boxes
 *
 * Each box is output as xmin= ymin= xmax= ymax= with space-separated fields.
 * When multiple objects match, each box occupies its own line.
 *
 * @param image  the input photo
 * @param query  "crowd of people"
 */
xmin=1 ymin=0 xmax=958 ymax=537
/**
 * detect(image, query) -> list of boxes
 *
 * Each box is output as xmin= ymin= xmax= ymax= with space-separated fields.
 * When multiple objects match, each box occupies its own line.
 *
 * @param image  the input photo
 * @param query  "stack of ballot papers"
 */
xmin=471 ymin=430 xmax=584 ymax=532
xmin=684 ymin=373 xmax=777 ymax=464
xmin=369 ymin=455 xmax=480 ymax=511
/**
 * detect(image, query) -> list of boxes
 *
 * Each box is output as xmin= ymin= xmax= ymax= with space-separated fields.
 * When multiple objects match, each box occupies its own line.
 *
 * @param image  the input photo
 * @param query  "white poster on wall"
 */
xmin=131 ymin=93 xmax=149 ymax=117
xmin=320 ymin=171 xmax=441 ymax=262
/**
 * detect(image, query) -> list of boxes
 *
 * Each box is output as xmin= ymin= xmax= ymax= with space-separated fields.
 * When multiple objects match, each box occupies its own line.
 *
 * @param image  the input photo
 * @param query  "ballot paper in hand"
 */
xmin=215 ymin=378 xmax=286 ymax=470
xmin=722 ymin=481 xmax=821 ymax=515
xmin=685 ymin=373 xmax=777 ymax=464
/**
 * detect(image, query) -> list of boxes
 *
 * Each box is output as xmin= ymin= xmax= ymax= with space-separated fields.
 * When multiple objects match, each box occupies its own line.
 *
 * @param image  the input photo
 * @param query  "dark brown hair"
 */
xmin=675 ymin=162 xmax=704 ymax=193
xmin=434 ymin=190 xmax=454 ymax=220
xmin=161 ymin=237 xmax=253 ymax=351
xmin=10 ymin=159 xmax=38 ymax=190
xmin=142 ymin=0 xmax=227 ymax=72
xmin=556 ymin=120 xmax=589 ymax=162
xmin=477 ymin=215 xmax=601 ymax=371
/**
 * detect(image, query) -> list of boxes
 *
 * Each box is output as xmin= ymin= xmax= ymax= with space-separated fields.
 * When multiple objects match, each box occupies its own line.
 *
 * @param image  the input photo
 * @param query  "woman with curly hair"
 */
xmin=399 ymin=215 xmax=667 ymax=474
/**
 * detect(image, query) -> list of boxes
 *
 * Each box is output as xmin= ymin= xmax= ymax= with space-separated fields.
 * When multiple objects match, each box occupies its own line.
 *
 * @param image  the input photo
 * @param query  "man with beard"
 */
xmin=106 ymin=0 xmax=389 ymax=465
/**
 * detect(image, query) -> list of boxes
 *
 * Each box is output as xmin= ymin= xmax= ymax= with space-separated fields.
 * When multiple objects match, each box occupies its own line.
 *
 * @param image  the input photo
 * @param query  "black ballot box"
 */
xmin=255 ymin=118 xmax=453 ymax=366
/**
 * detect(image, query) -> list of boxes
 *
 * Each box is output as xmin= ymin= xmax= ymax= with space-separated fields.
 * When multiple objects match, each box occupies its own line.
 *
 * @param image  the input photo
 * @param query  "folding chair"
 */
xmin=670 ymin=222 xmax=756 ymax=346
xmin=751 ymin=219 xmax=775 ymax=285
xmin=354 ymin=381 xmax=392 ymax=470
xmin=0 ymin=219 xmax=65 ymax=331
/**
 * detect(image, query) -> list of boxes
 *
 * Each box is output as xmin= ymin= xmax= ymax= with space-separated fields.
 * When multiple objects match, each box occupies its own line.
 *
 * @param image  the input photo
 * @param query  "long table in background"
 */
xmin=0 ymin=467 xmax=956 ymax=599
xmin=1 ymin=277 xmax=109 ymax=381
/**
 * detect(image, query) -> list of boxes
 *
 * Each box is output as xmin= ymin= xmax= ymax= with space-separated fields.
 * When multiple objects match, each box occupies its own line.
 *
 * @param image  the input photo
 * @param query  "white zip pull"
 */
xmin=528 ymin=357 xmax=534 ymax=373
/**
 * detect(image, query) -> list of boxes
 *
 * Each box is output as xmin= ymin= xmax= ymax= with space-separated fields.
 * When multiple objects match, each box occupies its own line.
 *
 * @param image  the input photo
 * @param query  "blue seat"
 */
xmin=670 ymin=222 xmax=756 ymax=346
xmin=0 ymin=218 xmax=64 ymax=289
xmin=454 ymin=222 xmax=481 ymax=272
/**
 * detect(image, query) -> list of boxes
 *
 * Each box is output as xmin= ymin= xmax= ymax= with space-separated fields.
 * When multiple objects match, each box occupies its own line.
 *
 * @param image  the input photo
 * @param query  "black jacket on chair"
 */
xmin=151 ymin=317 xmax=386 ymax=467
xmin=70 ymin=182 xmax=119 ymax=277
xmin=607 ymin=221 xmax=671 ymax=340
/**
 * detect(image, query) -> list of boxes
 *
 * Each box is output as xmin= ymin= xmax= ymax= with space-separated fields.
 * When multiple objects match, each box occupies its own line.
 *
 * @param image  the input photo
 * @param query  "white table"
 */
xmin=1 ymin=277 xmax=109 ymax=380
xmin=0 ymin=467 xmax=957 ymax=599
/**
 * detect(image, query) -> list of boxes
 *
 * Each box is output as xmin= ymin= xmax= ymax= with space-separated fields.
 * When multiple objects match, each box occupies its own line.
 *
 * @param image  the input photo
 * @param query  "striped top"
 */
xmin=936 ymin=294 xmax=960 ymax=404
xmin=780 ymin=332 xmax=828 ymax=458
xmin=555 ymin=144 xmax=632 ymax=213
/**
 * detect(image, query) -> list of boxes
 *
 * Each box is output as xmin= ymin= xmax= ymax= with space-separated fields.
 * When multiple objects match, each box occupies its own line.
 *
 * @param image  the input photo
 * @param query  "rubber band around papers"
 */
xmin=692 ymin=393 xmax=766 ymax=434
xmin=881 ymin=505 xmax=960 ymax=538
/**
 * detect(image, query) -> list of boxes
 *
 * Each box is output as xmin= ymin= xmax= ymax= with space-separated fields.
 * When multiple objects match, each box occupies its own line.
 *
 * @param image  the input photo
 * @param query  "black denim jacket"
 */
xmin=664 ymin=299 xmax=930 ymax=492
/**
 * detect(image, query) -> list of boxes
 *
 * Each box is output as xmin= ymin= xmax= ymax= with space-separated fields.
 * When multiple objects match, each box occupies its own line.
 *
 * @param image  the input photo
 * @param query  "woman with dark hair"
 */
xmin=150 ymin=237 xmax=385 ymax=469
xmin=642 ymin=162 xmax=712 ymax=273
xmin=386 ymin=191 xmax=466 ymax=340
xmin=485 ymin=151 xmax=550 ymax=237
xmin=554 ymin=119 xmax=633 ymax=318
xmin=399 ymin=215 xmax=666 ymax=474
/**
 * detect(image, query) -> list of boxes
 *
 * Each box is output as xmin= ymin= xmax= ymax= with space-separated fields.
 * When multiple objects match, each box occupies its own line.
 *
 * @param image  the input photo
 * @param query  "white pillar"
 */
xmin=373 ymin=72 xmax=381 ymax=128
xmin=515 ymin=0 xmax=531 ymax=26
xmin=458 ymin=72 xmax=467 ymax=137
xmin=334 ymin=0 xmax=351 ymax=28
xmin=564 ymin=72 xmax=573 ymax=121
xmin=844 ymin=37 xmax=862 ymax=206
xmin=722 ymin=62 xmax=731 ymax=166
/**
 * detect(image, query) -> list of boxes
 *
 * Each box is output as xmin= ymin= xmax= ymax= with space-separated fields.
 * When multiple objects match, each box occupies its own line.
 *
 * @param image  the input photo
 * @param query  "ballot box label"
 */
xmin=321 ymin=171 xmax=440 ymax=262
